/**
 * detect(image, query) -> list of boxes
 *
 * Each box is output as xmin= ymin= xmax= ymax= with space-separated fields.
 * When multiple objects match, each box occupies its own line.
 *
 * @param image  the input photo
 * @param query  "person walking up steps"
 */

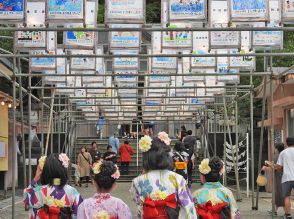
xmin=77 ymin=145 xmax=92 ymax=187
xmin=109 ymin=133 xmax=120 ymax=154
xmin=89 ymin=141 xmax=101 ymax=164
xmin=119 ymin=140 xmax=134 ymax=175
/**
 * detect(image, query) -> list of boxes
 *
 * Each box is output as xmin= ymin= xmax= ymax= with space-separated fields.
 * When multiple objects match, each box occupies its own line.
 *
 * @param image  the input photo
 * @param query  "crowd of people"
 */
xmin=22 ymin=129 xmax=294 ymax=219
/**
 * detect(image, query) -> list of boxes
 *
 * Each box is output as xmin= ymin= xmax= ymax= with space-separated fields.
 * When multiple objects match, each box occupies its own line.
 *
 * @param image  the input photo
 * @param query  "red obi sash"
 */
xmin=196 ymin=201 xmax=230 ymax=219
xmin=143 ymin=193 xmax=177 ymax=219
xmin=38 ymin=205 xmax=71 ymax=219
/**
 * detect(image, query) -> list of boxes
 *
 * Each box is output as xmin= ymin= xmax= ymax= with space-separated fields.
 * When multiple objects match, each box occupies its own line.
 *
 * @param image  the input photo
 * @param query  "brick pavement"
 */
xmin=0 ymin=182 xmax=293 ymax=218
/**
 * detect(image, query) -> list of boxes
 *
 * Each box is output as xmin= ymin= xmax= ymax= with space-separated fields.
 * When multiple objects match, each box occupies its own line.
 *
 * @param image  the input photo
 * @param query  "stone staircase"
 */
xmin=71 ymin=137 xmax=201 ymax=183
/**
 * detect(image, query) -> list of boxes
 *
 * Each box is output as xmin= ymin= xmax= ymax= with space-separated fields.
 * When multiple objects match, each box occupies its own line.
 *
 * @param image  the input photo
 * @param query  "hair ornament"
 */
xmin=92 ymin=161 xmax=103 ymax=175
xmin=158 ymin=131 xmax=171 ymax=146
xmin=58 ymin=153 xmax=70 ymax=168
xmin=219 ymin=161 xmax=225 ymax=175
xmin=199 ymin=158 xmax=212 ymax=175
xmin=111 ymin=165 xmax=120 ymax=179
xmin=139 ymin=135 xmax=153 ymax=152
xmin=38 ymin=156 xmax=47 ymax=170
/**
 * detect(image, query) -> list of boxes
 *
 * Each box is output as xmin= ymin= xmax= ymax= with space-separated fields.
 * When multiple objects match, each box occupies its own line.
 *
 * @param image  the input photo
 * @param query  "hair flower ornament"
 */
xmin=199 ymin=158 xmax=211 ymax=175
xmin=158 ymin=131 xmax=171 ymax=146
xmin=139 ymin=135 xmax=153 ymax=152
xmin=38 ymin=156 xmax=47 ymax=170
xmin=111 ymin=165 xmax=120 ymax=179
xmin=58 ymin=153 xmax=70 ymax=168
xmin=92 ymin=161 xmax=103 ymax=174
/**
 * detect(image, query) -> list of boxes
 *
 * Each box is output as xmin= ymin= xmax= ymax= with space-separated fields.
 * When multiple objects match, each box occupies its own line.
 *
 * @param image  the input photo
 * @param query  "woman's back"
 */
xmin=131 ymin=169 xmax=197 ymax=219
xmin=23 ymin=153 xmax=83 ymax=219
xmin=78 ymin=193 xmax=131 ymax=219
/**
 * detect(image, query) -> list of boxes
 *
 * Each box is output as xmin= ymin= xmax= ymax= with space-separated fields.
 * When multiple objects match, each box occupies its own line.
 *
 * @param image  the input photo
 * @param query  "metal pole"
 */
xmin=28 ymin=71 xmax=32 ymax=182
xmin=270 ymin=52 xmax=276 ymax=219
xmin=51 ymin=113 xmax=54 ymax=154
xmin=246 ymin=132 xmax=250 ymax=198
xmin=45 ymin=90 xmax=56 ymax=155
xmin=136 ymin=122 xmax=139 ymax=175
xmin=58 ymin=95 xmax=61 ymax=153
xmin=250 ymin=74 xmax=255 ymax=208
xmin=2 ymin=25 xmax=294 ymax=31
xmin=223 ymin=123 xmax=227 ymax=186
xmin=11 ymin=64 xmax=17 ymax=219
xmin=17 ymin=57 xmax=27 ymax=188
xmin=41 ymin=80 xmax=44 ymax=154
xmin=223 ymin=96 xmax=241 ymax=200
xmin=13 ymin=72 xmax=271 ymax=77
xmin=235 ymin=84 xmax=242 ymax=201
xmin=255 ymin=78 xmax=268 ymax=208
xmin=214 ymin=104 xmax=217 ymax=156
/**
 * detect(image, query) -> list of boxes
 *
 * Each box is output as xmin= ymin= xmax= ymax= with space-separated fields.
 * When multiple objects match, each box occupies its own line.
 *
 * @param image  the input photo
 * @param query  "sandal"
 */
xmin=267 ymin=210 xmax=277 ymax=216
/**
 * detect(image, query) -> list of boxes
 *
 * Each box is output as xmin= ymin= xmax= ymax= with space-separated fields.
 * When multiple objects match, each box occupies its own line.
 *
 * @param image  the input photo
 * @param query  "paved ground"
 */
xmin=0 ymin=182 xmax=293 ymax=218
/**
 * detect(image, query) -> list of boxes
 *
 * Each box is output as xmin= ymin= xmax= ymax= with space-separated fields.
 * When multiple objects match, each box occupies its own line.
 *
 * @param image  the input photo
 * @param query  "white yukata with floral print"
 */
xmin=130 ymin=169 xmax=197 ymax=219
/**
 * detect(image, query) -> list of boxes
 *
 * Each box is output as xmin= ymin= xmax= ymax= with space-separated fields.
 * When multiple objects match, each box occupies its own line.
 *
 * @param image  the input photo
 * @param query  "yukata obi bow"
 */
xmin=196 ymin=201 xmax=230 ymax=219
xmin=143 ymin=193 xmax=177 ymax=219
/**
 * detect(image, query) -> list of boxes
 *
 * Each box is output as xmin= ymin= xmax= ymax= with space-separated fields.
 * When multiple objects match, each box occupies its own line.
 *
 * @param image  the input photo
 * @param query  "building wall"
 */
xmin=0 ymin=105 xmax=9 ymax=171
xmin=267 ymin=83 xmax=294 ymax=151
xmin=266 ymin=83 xmax=294 ymax=192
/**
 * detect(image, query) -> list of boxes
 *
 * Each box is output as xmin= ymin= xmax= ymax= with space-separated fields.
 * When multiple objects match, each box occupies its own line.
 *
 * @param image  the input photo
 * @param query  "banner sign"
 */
xmin=191 ymin=50 xmax=216 ymax=68
xmin=112 ymin=50 xmax=139 ymax=69
xmin=162 ymin=23 xmax=192 ymax=48
xmin=191 ymin=31 xmax=216 ymax=68
xmin=105 ymin=0 xmax=145 ymax=23
xmin=169 ymin=0 xmax=206 ymax=21
xmin=65 ymin=24 xmax=95 ymax=47
xmin=17 ymin=29 xmax=46 ymax=48
xmin=30 ymin=50 xmax=56 ymax=70
xmin=152 ymin=56 xmax=177 ymax=70
xmin=149 ymin=70 xmax=171 ymax=83
xmin=118 ymin=88 xmax=137 ymax=97
xmin=84 ymin=75 xmax=104 ymax=84
xmin=229 ymin=49 xmax=255 ymax=70
xmin=48 ymin=0 xmax=83 ymax=20
xmin=44 ymin=49 xmax=67 ymax=84
xmin=253 ymin=24 xmax=283 ymax=48
xmin=70 ymin=50 xmax=96 ymax=70
xmin=217 ymin=50 xmax=240 ymax=83
xmin=109 ymin=24 xmax=141 ymax=49
xmin=0 ymin=0 xmax=24 ymax=20
xmin=210 ymin=24 xmax=240 ymax=48
xmin=115 ymin=70 xmax=137 ymax=82
xmin=230 ymin=0 xmax=268 ymax=21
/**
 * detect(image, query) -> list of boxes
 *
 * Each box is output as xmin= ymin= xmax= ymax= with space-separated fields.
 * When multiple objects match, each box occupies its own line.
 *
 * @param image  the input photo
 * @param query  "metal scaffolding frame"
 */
xmin=1 ymin=23 xmax=291 ymax=218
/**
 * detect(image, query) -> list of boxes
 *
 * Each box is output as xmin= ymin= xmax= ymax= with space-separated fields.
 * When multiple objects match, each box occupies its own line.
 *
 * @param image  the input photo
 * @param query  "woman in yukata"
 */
xmin=77 ymin=161 xmax=132 ymax=219
xmin=23 ymin=153 xmax=83 ymax=219
xmin=130 ymin=132 xmax=197 ymax=219
xmin=193 ymin=156 xmax=241 ymax=219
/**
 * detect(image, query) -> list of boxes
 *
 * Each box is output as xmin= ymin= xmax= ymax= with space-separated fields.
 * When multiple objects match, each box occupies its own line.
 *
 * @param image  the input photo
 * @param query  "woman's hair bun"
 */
xmin=93 ymin=161 xmax=117 ymax=190
xmin=209 ymin=157 xmax=223 ymax=172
